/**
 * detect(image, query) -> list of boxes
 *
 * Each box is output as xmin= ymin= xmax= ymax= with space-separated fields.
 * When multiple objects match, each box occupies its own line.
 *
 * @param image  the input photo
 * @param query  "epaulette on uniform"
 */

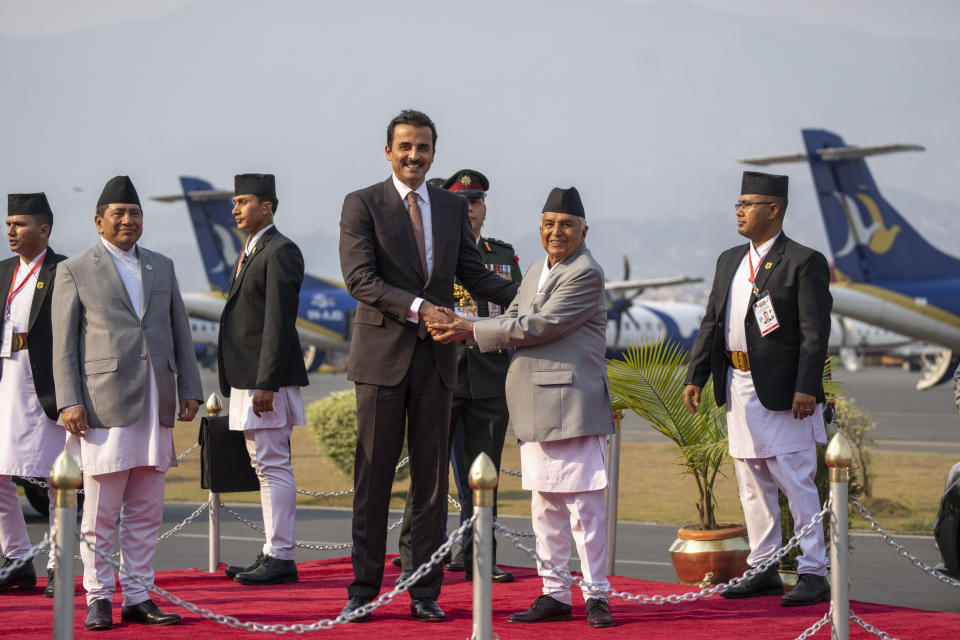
xmin=484 ymin=237 xmax=513 ymax=249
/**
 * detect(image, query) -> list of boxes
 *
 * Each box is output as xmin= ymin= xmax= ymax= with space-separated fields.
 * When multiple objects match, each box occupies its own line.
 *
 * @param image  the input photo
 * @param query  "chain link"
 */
xmin=497 ymin=500 xmax=830 ymax=604
xmin=792 ymin=608 xmax=831 ymax=640
xmin=294 ymin=456 xmax=410 ymax=498
xmin=0 ymin=539 xmax=51 ymax=580
xmin=850 ymin=609 xmax=901 ymax=640
xmin=850 ymin=497 xmax=960 ymax=588
xmin=71 ymin=515 xmax=475 ymax=632
xmin=500 ymin=467 xmax=522 ymax=478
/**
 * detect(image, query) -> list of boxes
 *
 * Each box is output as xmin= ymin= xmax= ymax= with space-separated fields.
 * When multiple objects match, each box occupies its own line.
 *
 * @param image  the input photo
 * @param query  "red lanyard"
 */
xmin=746 ymin=247 xmax=769 ymax=285
xmin=5 ymin=250 xmax=46 ymax=316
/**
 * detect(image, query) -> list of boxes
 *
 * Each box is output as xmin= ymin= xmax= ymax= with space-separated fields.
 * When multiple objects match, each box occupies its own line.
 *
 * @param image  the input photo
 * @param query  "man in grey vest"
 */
xmin=430 ymin=187 xmax=616 ymax=628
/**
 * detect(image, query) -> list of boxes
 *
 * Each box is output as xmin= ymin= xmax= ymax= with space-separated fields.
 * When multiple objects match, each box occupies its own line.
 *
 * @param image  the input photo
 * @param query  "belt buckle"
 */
xmin=11 ymin=332 xmax=23 ymax=352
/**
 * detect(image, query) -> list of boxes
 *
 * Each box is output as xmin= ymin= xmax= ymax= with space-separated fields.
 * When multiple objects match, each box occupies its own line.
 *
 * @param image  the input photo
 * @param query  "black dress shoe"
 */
xmin=0 ymin=556 xmax=36 ymax=592
xmin=85 ymin=599 xmax=113 ymax=631
xmin=121 ymin=599 xmax=181 ymax=625
xmin=585 ymin=598 xmax=615 ymax=628
xmin=395 ymin=570 xmax=414 ymax=585
xmin=720 ymin=565 xmax=784 ymax=599
xmin=340 ymin=596 xmax=372 ymax=622
xmin=235 ymin=556 xmax=298 ymax=585
xmin=225 ymin=551 xmax=266 ymax=580
xmin=465 ymin=565 xmax=515 ymax=583
xmin=44 ymin=568 xmax=55 ymax=598
xmin=508 ymin=595 xmax=573 ymax=623
xmin=446 ymin=549 xmax=464 ymax=572
xmin=410 ymin=597 xmax=446 ymax=622
xmin=782 ymin=573 xmax=830 ymax=606
xmin=390 ymin=556 xmax=402 ymax=568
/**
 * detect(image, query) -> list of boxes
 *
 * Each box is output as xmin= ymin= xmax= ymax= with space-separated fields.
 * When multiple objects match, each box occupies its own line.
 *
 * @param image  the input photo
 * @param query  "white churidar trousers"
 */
xmin=0 ymin=475 xmax=55 ymax=569
xmin=531 ymin=488 xmax=610 ymax=604
xmin=733 ymin=448 xmax=827 ymax=576
xmin=244 ymin=424 xmax=296 ymax=560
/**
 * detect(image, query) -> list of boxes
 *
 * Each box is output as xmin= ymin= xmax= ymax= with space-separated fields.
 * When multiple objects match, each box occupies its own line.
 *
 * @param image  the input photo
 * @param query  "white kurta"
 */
xmin=64 ymin=239 xmax=176 ymax=474
xmin=0 ymin=251 xmax=65 ymax=476
xmin=724 ymin=233 xmax=826 ymax=458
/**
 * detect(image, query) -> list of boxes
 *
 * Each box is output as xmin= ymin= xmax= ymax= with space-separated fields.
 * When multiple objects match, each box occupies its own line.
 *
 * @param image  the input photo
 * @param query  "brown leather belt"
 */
xmin=10 ymin=332 xmax=27 ymax=352
xmin=727 ymin=350 xmax=750 ymax=371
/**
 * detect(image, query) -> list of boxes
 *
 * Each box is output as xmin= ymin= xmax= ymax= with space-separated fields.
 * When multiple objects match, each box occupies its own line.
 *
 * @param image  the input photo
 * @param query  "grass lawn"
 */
xmin=164 ymin=423 xmax=952 ymax=534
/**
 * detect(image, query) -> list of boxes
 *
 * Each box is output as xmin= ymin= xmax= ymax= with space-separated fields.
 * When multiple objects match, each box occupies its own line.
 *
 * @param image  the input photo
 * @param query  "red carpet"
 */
xmin=1 ymin=557 xmax=954 ymax=638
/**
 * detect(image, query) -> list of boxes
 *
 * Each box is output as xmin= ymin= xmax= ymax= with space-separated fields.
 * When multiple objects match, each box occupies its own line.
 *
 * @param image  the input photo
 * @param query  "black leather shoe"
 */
xmin=585 ymin=598 xmax=615 ymax=628
xmin=225 ymin=551 xmax=266 ymax=580
xmin=121 ymin=599 xmax=181 ymax=625
xmin=410 ymin=597 xmax=445 ymax=622
xmin=44 ymin=568 xmax=55 ymax=598
xmin=390 ymin=556 xmax=402 ymax=568
xmin=508 ymin=595 xmax=573 ymax=623
xmin=0 ymin=556 xmax=36 ymax=592
xmin=720 ymin=565 xmax=784 ymax=599
xmin=782 ymin=573 xmax=830 ymax=606
xmin=341 ymin=596 xmax=372 ymax=622
xmin=235 ymin=556 xmax=298 ymax=585
xmin=85 ymin=599 xmax=113 ymax=631
xmin=465 ymin=565 xmax=515 ymax=583
xmin=446 ymin=549 xmax=464 ymax=572
xmin=395 ymin=570 xmax=414 ymax=585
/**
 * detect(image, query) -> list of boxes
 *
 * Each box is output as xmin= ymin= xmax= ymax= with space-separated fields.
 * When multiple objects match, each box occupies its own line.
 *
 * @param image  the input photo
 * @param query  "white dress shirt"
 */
xmin=723 ymin=232 xmax=826 ymax=458
xmin=0 ymin=250 xmax=64 ymax=476
xmin=65 ymin=238 xmax=176 ymax=475
xmin=518 ymin=256 xmax=608 ymax=493
xmin=392 ymin=174 xmax=433 ymax=322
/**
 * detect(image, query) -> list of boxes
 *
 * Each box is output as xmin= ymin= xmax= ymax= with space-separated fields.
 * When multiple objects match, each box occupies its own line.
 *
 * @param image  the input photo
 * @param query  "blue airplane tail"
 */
xmin=179 ymin=176 xmax=244 ymax=294
xmin=801 ymin=129 xmax=960 ymax=283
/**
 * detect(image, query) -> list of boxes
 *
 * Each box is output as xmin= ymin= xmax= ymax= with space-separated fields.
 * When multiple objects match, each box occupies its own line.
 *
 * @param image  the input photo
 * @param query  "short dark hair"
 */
xmin=95 ymin=204 xmax=108 ymax=217
xmin=771 ymin=195 xmax=788 ymax=217
xmin=253 ymin=194 xmax=279 ymax=215
xmin=34 ymin=212 xmax=52 ymax=229
xmin=387 ymin=109 xmax=437 ymax=149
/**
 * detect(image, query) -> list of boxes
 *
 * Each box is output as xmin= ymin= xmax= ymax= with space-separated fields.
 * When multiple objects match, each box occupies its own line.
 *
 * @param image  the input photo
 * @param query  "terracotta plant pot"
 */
xmin=668 ymin=523 xmax=750 ymax=585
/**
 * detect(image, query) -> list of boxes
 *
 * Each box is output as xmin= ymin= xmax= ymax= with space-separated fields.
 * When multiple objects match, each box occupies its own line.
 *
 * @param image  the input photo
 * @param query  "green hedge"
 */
xmin=306 ymin=389 xmax=409 ymax=480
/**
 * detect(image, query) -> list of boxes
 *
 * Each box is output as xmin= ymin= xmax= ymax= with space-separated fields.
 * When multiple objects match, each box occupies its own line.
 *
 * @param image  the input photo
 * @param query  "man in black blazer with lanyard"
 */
xmin=218 ymin=173 xmax=308 ymax=586
xmin=683 ymin=171 xmax=832 ymax=607
xmin=338 ymin=110 xmax=519 ymax=622
xmin=0 ymin=193 xmax=65 ymax=595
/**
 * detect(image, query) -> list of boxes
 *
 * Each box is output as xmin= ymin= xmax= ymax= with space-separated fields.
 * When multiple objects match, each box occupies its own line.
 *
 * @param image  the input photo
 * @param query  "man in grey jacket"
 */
xmin=430 ymin=187 xmax=616 ymax=628
xmin=52 ymin=176 xmax=203 ymax=631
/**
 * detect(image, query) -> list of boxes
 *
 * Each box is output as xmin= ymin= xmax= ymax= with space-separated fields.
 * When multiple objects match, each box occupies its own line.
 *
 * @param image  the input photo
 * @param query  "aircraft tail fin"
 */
xmin=176 ymin=177 xmax=242 ymax=294
xmin=741 ymin=130 xmax=960 ymax=282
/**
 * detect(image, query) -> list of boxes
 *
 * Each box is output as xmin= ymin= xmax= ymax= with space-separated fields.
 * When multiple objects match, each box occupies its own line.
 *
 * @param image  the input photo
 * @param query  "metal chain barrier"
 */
xmin=792 ymin=608 xmax=831 ymax=640
xmin=493 ymin=522 xmax=536 ymax=538
xmin=500 ymin=467 xmax=522 ymax=478
xmin=72 ymin=515 xmax=475 ymax=632
xmin=295 ymin=456 xmax=410 ymax=498
xmin=220 ymin=502 xmax=404 ymax=551
xmin=496 ymin=501 xmax=830 ymax=604
xmin=0 ymin=539 xmax=51 ymax=580
xmin=850 ymin=497 xmax=960 ymax=588
xmin=850 ymin=610 xmax=901 ymax=640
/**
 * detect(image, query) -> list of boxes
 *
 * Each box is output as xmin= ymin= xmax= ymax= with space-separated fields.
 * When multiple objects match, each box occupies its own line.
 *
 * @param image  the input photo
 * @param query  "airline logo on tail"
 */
xmin=832 ymin=192 xmax=901 ymax=257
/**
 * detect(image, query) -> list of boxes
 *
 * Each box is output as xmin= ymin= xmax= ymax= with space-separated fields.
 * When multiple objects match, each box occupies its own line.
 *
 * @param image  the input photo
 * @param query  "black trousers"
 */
xmin=398 ymin=393 xmax=509 ymax=571
xmin=349 ymin=339 xmax=451 ymax=600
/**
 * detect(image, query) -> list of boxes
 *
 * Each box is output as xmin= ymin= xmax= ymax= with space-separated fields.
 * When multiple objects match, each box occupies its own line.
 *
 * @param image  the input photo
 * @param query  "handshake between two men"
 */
xmin=418 ymin=301 xmax=477 ymax=344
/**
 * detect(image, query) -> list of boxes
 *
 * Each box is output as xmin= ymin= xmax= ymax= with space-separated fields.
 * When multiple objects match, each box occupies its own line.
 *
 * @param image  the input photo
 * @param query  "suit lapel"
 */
xmin=26 ymin=251 xmax=57 ymax=331
xmin=226 ymin=227 xmax=276 ymax=305
xmin=382 ymin=178 xmax=426 ymax=283
xmin=425 ymin=184 xmax=449 ymax=287
xmin=94 ymin=241 xmax=138 ymax=318
xmin=139 ymin=247 xmax=155 ymax=317
xmin=751 ymin=233 xmax=788 ymax=294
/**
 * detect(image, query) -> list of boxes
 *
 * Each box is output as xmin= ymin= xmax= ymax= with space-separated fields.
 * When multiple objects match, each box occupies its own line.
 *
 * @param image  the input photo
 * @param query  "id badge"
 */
xmin=1 ymin=315 xmax=12 ymax=358
xmin=454 ymin=306 xmax=477 ymax=320
xmin=752 ymin=290 xmax=780 ymax=337
xmin=488 ymin=302 xmax=500 ymax=318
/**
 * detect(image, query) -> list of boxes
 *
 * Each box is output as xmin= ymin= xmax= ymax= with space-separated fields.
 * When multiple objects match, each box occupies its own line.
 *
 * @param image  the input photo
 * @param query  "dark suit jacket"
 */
xmin=218 ymin=227 xmax=308 ymax=395
xmin=0 ymin=249 xmax=65 ymax=420
xmin=339 ymin=177 xmax=520 ymax=389
xmin=684 ymin=234 xmax=832 ymax=411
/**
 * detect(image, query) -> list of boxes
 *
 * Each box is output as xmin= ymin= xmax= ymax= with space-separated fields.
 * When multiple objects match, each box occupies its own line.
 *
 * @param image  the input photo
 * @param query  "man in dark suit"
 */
xmin=682 ymin=171 xmax=832 ymax=607
xmin=0 ymin=193 xmax=65 ymax=595
xmin=218 ymin=173 xmax=308 ymax=586
xmin=338 ymin=110 xmax=519 ymax=622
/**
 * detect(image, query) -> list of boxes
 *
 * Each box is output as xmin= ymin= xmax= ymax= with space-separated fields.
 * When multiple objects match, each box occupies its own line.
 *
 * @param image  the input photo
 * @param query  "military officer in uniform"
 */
xmin=0 ymin=193 xmax=65 ymax=595
xmin=395 ymin=170 xmax=520 ymax=583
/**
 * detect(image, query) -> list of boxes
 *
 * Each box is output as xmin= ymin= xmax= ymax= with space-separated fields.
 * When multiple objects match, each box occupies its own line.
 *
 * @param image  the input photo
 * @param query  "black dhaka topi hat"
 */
xmin=97 ymin=176 xmax=141 ymax=207
xmin=8 ymin=192 xmax=53 ymax=217
xmin=741 ymin=171 xmax=788 ymax=199
xmin=234 ymin=173 xmax=277 ymax=200
xmin=541 ymin=186 xmax=585 ymax=218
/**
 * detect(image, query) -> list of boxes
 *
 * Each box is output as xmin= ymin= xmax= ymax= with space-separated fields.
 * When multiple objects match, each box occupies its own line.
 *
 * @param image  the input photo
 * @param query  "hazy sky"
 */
xmin=2 ymin=0 xmax=958 ymax=296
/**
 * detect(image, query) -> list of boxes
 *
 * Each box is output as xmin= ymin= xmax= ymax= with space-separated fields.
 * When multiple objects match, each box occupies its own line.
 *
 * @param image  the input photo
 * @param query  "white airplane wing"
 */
xmin=605 ymin=276 xmax=702 ymax=296
xmin=739 ymin=144 xmax=924 ymax=166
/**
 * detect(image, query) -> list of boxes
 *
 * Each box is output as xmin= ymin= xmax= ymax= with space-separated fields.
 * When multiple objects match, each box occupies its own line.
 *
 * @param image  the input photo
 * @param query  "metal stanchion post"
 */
xmin=469 ymin=453 xmax=498 ymax=640
xmin=206 ymin=393 xmax=223 ymax=573
xmin=50 ymin=450 xmax=82 ymax=640
xmin=606 ymin=411 xmax=623 ymax=576
xmin=826 ymin=432 xmax=853 ymax=640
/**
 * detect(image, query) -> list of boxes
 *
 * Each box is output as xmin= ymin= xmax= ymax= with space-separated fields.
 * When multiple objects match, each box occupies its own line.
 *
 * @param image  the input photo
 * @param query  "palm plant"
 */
xmin=607 ymin=338 xmax=728 ymax=530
